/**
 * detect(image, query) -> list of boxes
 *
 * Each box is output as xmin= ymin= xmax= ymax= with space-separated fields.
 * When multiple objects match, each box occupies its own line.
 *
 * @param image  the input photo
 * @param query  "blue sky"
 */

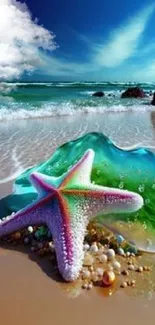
xmin=1 ymin=0 xmax=155 ymax=81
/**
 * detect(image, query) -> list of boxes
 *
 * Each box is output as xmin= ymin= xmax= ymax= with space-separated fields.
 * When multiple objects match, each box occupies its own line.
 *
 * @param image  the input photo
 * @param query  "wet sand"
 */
xmin=1 ymin=112 xmax=155 ymax=325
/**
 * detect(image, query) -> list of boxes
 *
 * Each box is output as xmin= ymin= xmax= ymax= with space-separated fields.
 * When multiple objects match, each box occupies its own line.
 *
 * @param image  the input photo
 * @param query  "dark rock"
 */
xmin=151 ymin=92 xmax=155 ymax=105
xmin=92 ymin=91 xmax=105 ymax=97
xmin=121 ymin=87 xmax=146 ymax=98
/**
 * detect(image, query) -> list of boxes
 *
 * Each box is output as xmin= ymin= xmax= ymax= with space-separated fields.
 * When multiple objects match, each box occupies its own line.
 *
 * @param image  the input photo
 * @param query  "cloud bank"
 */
xmin=0 ymin=0 xmax=57 ymax=80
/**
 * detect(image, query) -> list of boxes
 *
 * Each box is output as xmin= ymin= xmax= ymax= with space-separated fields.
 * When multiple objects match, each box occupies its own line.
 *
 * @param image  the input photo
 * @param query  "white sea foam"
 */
xmin=0 ymin=102 xmax=154 ymax=121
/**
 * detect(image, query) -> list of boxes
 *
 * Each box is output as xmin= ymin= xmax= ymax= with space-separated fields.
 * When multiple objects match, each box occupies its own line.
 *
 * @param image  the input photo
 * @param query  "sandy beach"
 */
xmin=1 ymin=111 xmax=155 ymax=325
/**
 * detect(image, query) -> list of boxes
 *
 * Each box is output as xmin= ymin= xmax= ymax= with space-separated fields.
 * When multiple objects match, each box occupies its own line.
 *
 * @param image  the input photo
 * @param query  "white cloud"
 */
xmin=94 ymin=3 xmax=155 ymax=68
xmin=0 ymin=0 xmax=57 ymax=80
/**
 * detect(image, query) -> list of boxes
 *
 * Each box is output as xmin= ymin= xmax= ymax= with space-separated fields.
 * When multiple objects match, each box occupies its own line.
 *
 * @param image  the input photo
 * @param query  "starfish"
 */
xmin=0 ymin=149 xmax=143 ymax=281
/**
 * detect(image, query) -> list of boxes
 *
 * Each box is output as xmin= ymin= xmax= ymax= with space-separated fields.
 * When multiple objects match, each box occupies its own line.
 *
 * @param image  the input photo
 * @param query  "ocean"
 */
xmin=0 ymin=81 xmax=155 ymax=188
xmin=0 ymin=81 xmax=155 ymax=120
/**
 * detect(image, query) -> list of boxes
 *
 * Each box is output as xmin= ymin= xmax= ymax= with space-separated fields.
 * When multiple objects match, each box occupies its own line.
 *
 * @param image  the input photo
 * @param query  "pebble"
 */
xmin=83 ymin=253 xmax=94 ymax=267
xmin=137 ymin=266 xmax=143 ymax=273
xmin=117 ymin=248 xmax=125 ymax=256
xmin=89 ymin=243 xmax=98 ymax=254
xmin=107 ymin=249 xmax=115 ymax=261
xmin=121 ymin=281 xmax=127 ymax=288
xmin=82 ymin=270 xmax=91 ymax=279
xmin=112 ymin=261 xmax=121 ymax=271
xmin=99 ymin=254 xmax=108 ymax=264
xmin=143 ymin=266 xmax=151 ymax=271
xmin=126 ymin=252 xmax=131 ymax=257
xmin=102 ymin=270 xmax=115 ymax=286
xmin=131 ymin=280 xmax=136 ymax=287
xmin=28 ymin=226 xmax=33 ymax=234
xmin=128 ymin=264 xmax=135 ymax=271
xmin=116 ymin=235 xmax=125 ymax=244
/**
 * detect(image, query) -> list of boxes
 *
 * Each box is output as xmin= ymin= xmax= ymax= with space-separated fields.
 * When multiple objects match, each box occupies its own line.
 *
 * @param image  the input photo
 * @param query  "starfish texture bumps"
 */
xmin=0 ymin=149 xmax=143 ymax=281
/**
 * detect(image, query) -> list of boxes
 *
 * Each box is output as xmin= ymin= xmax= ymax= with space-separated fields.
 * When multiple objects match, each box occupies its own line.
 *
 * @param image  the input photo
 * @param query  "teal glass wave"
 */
xmin=1 ymin=132 xmax=155 ymax=252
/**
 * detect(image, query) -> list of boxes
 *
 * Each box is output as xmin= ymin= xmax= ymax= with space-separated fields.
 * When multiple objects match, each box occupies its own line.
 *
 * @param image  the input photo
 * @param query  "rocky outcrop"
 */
xmin=151 ymin=92 xmax=155 ymax=105
xmin=92 ymin=91 xmax=105 ymax=97
xmin=121 ymin=87 xmax=146 ymax=98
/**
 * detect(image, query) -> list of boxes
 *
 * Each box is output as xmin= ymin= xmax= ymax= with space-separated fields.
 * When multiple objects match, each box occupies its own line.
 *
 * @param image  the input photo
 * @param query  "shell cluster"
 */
xmin=0 ymin=219 xmax=152 ymax=293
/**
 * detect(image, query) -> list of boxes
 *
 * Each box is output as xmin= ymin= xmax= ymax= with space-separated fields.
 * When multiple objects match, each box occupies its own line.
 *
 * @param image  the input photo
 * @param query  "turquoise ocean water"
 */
xmin=0 ymin=82 xmax=155 ymax=120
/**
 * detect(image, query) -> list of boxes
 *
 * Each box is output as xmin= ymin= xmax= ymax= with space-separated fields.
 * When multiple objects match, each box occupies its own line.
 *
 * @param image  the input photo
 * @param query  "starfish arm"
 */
xmin=0 ymin=175 xmax=57 ymax=238
xmin=29 ymin=172 xmax=57 ymax=196
xmin=88 ymin=184 xmax=143 ymax=215
xmin=0 ymin=202 xmax=46 ymax=237
xmin=63 ymin=185 xmax=143 ymax=220
xmin=46 ymin=194 xmax=87 ymax=282
xmin=60 ymin=149 xmax=95 ymax=188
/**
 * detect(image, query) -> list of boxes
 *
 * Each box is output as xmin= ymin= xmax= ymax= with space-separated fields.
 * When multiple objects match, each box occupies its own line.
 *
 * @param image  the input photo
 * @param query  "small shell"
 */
xmin=102 ymin=270 xmax=115 ymax=286
xmin=99 ymin=254 xmax=108 ymax=264
xmin=120 ymin=281 xmax=127 ymax=288
xmin=117 ymin=248 xmax=125 ymax=256
xmin=131 ymin=280 xmax=136 ymax=286
xmin=83 ymin=243 xmax=90 ymax=251
xmin=112 ymin=261 xmax=121 ymax=271
xmin=82 ymin=270 xmax=91 ymax=279
xmin=89 ymin=244 xmax=98 ymax=254
xmin=116 ymin=235 xmax=125 ymax=244
xmin=49 ymin=242 xmax=55 ymax=252
xmin=28 ymin=226 xmax=33 ymax=234
xmin=107 ymin=249 xmax=115 ymax=261
xmin=137 ymin=266 xmax=143 ymax=273
xmin=128 ymin=264 xmax=135 ymax=271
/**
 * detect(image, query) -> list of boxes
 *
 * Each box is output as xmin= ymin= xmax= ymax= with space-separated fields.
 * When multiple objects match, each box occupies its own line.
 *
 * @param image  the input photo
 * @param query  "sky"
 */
xmin=0 ymin=0 xmax=155 ymax=81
